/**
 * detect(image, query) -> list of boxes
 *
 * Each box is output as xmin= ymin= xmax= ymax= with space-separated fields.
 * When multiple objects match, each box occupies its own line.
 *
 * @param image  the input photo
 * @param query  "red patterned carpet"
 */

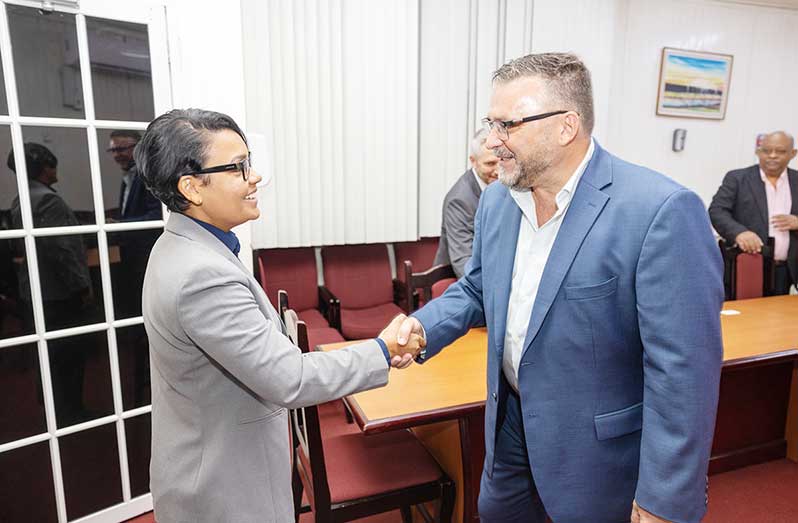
xmin=127 ymin=460 xmax=798 ymax=523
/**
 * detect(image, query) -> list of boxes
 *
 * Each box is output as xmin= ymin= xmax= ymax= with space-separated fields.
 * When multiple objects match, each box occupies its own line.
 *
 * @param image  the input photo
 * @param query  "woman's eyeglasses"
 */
xmin=187 ymin=155 xmax=252 ymax=181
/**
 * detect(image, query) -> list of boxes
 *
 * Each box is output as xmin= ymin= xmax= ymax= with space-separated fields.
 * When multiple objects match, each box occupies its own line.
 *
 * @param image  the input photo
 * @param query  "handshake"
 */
xmin=378 ymin=314 xmax=426 ymax=370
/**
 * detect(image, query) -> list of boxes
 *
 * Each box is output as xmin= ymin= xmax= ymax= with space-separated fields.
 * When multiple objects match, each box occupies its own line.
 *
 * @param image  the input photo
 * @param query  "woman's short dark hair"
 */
xmin=134 ymin=108 xmax=247 ymax=212
xmin=7 ymin=142 xmax=58 ymax=180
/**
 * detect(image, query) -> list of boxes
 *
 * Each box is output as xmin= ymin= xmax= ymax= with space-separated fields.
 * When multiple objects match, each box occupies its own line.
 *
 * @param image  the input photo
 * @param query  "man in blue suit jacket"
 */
xmin=395 ymin=53 xmax=723 ymax=523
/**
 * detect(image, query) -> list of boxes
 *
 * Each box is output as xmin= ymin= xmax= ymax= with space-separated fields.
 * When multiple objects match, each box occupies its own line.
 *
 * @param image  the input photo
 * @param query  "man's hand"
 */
xmin=379 ymin=314 xmax=425 ymax=369
xmin=734 ymin=230 xmax=763 ymax=253
xmin=771 ymin=214 xmax=798 ymax=231
xmin=631 ymin=500 xmax=671 ymax=523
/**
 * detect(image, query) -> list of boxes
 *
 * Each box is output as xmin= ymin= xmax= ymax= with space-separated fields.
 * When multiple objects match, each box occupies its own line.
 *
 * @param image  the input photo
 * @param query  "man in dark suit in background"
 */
xmin=108 ymin=129 xmax=162 ymax=222
xmin=107 ymin=130 xmax=162 ymax=317
xmin=433 ymin=128 xmax=499 ymax=277
xmin=709 ymin=131 xmax=798 ymax=294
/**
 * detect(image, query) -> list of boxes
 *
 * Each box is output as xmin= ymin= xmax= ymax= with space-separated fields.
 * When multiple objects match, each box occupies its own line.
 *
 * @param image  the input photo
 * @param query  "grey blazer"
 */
xmin=708 ymin=164 xmax=798 ymax=283
xmin=433 ymin=169 xmax=482 ymax=277
xmin=143 ymin=213 xmax=389 ymax=523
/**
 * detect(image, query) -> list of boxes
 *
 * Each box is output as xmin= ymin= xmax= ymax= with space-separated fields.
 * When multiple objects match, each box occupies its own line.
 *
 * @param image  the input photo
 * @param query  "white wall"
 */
xmin=531 ymin=0 xmax=798 ymax=204
xmin=164 ymin=0 xmax=253 ymax=270
xmin=606 ymin=0 xmax=798 ymax=204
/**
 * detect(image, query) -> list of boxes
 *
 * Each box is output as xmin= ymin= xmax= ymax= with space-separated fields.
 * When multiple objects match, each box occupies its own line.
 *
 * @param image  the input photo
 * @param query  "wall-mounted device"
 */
xmin=672 ymin=128 xmax=686 ymax=152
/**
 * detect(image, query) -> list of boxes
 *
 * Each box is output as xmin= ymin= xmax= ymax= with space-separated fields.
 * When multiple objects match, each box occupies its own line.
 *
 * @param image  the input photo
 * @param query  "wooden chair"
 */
xmin=284 ymin=310 xmax=456 ymax=523
xmin=256 ymin=247 xmax=341 ymax=332
xmin=278 ymin=289 xmax=345 ymax=350
xmin=320 ymin=244 xmax=405 ymax=339
xmin=398 ymin=261 xmax=457 ymax=313
xmin=719 ymin=237 xmax=776 ymax=300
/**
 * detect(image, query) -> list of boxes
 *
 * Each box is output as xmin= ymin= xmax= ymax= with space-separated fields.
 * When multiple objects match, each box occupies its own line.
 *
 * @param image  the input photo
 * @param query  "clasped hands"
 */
xmin=378 ymin=315 xmax=425 ymax=370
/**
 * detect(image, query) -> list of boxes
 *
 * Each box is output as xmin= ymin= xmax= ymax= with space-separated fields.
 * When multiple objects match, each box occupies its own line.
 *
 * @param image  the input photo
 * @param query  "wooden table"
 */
xmin=320 ymin=295 xmax=798 ymax=522
xmin=712 ymin=296 xmax=798 ymax=473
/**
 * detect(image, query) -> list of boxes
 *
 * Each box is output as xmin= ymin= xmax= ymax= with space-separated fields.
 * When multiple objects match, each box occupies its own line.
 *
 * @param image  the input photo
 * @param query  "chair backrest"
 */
xmin=719 ymin=237 xmax=776 ymax=299
xmin=321 ymin=244 xmax=393 ymax=308
xmin=256 ymin=247 xmax=319 ymax=312
xmin=284 ymin=308 xmax=331 ymax=512
xmin=394 ymin=237 xmax=439 ymax=281
xmin=403 ymin=260 xmax=456 ymax=312
xmin=735 ymin=253 xmax=764 ymax=299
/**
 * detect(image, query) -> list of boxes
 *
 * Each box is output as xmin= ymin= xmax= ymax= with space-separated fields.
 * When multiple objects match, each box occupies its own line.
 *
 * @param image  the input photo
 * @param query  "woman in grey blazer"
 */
xmin=134 ymin=109 xmax=422 ymax=523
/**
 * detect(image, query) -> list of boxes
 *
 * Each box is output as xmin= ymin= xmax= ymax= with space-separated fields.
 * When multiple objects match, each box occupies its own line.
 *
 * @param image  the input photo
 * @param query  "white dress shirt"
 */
xmin=472 ymin=168 xmax=488 ymax=192
xmin=502 ymin=139 xmax=595 ymax=392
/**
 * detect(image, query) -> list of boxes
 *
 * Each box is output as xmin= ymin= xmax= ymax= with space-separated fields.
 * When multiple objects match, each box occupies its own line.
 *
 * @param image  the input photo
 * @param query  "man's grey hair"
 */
xmin=492 ymin=52 xmax=594 ymax=134
xmin=758 ymin=131 xmax=795 ymax=149
xmin=469 ymin=127 xmax=489 ymax=157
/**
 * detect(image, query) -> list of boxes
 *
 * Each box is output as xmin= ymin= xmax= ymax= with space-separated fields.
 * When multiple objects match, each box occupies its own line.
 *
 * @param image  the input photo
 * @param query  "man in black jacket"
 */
xmin=708 ymin=131 xmax=798 ymax=294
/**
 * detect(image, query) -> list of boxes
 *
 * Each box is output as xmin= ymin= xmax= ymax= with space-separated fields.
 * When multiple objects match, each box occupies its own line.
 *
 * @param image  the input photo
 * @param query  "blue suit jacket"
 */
xmin=413 ymin=143 xmax=724 ymax=523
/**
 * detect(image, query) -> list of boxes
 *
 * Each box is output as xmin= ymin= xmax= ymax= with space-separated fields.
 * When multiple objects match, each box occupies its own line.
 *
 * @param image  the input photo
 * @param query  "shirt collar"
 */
xmin=185 ymin=214 xmax=241 ymax=256
xmin=471 ymin=168 xmax=488 ymax=192
xmin=759 ymin=168 xmax=788 ymax=185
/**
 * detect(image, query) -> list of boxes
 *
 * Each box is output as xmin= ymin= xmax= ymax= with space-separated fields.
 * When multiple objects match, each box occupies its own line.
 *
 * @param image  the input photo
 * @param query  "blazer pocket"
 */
xmin=594 ymin=401 xmax=643 ymax=440
xmin=565 ymin=275 xmax=618 ymax=301
xmin=238 ymin=407 xmax=284 ymax=425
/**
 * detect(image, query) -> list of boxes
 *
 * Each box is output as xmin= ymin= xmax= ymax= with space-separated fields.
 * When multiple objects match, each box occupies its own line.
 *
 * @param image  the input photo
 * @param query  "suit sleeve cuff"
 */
xmin=375 ymin=337 xmax=391 ymax=365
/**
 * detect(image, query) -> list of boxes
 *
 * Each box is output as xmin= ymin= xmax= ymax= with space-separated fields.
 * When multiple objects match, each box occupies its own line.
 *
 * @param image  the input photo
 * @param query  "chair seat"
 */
xmin=322 ymin=429 xmax=444 ymax=503
xmin=298 ymin=308 xmax=330 ymax=328
xmin=340 ymin=302 xmax=405 ymax=339
xmin=307 ymin=327 xmax=345 ymax=351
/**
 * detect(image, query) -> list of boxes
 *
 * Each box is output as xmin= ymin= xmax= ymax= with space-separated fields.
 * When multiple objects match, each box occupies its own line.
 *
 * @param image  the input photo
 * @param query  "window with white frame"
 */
xmin=0 ymin=1 xmax=169 ymax=522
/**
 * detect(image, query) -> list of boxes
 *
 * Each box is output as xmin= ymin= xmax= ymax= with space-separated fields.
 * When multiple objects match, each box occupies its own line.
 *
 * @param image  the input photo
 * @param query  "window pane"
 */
xmin=35 ymin=233 xmax=105 ymax=331
xmin=117 ymin=324 xmax=150 ymax=410
xmin=98 ymin=128 xmax=162 ymax=222
xmin=87 ymin=18 xmax=154 ymax=122
xmin=109 ymin=229 xmax=161 ymax=319
xmin=0 ymin=53 xmax=7 ymax=115
xmin=1 ymin=126 xmax=19 ymax=229
xmin=0 ymin=343 xmax=46 ymax=444
xmin=0 ymin=441 xmax=58 ymax=523
xmin=49 ymin=331 xmax=113 ymax=428
xmin=0 ymin=236 xmax=35 ymax=340
xmin=59 ymin=423 xmax=122 ymax=520
xmin=7 ymin=5 xmax=84 ymax=119
xmin=125 ymin=413 xmax=151 ymax=498
xmin=19 ymin=126 xmax=95 ymax=226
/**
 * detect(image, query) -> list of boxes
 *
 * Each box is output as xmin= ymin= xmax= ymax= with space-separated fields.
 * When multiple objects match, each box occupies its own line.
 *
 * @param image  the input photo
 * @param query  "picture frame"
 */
xmin=656 ymin=47 xmax=733 ymax=120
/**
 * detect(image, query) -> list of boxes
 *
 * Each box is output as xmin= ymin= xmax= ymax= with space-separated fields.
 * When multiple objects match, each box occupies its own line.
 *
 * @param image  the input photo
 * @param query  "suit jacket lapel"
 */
xmin=789 ymin=169 xmax=798 ymax=215
xmin=464 ymin=169 xmax=482 ymax=200
xmin=520 ymin=145 xmax=611 ymax=359
xmin=746 ymin=167 xmax=768 ymax=226
xmin=492 ymin=190 xmax=522 ymax=357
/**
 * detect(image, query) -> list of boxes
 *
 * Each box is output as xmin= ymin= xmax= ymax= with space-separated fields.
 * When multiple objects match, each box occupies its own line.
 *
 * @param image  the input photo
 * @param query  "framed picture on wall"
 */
xmin=656 ymin=48 xmax=733 ymax=120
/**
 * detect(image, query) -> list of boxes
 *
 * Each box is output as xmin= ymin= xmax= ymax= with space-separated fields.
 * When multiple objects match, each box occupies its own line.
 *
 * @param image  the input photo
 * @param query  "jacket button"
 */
xmin=492 ymin=392 xmax=497 ymax=401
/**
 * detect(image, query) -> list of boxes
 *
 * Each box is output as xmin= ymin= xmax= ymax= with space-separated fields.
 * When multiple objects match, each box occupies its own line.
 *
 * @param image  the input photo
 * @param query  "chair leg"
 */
xmin=438 ymin=479 xmax=456 ymax=523
xmin=292 ymin=463 xmax=303 ymax=523
xmin=400 ymin=505 xmax=413 ymax=523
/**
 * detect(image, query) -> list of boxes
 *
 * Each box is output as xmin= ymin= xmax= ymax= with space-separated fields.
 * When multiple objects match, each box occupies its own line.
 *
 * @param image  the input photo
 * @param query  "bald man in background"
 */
xmin=709 ymin=131 xmax=798 ymax=295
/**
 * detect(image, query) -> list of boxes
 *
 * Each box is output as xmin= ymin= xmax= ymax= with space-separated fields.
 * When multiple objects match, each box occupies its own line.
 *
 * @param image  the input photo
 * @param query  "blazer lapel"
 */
xmin=520 ymin=146 xmax=611 ymax=359
xmin=492 ymin=190 xmax=522 ymax=357
xmin=746 ymin=167 xmax=768 ymax=226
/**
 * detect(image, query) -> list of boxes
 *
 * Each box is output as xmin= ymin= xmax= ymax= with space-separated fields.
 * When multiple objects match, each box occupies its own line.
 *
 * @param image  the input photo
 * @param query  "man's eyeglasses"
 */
xmin=482 ymin=110 xmax=569 ymax=141
xmin=187 ymin=155 xmax=252 ymax=181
